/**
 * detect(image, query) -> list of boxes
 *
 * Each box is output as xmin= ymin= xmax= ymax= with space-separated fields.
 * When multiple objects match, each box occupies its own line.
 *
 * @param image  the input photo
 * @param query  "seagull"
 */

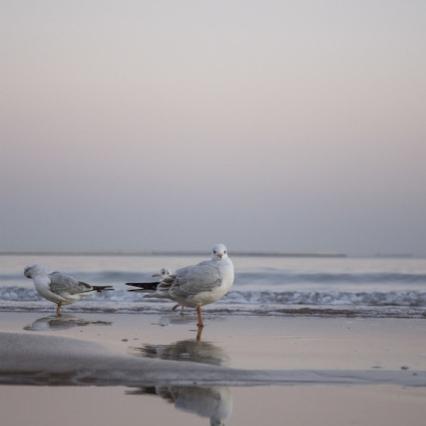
xmin=126 ymin=244 xmax=234 ymax=328
xmin=24 ymin=264 xmax=113 ymax=317
xmin=152 ymin=267 xmax=173 ymax=280
xmin=152 ymin=268 xmax=184 ymax=313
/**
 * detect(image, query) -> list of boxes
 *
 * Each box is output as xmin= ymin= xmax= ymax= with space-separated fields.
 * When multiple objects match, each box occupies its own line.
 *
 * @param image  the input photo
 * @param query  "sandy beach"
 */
xmin=3 ymin=0 xmax=426 ymax=424
xmin=1 ymin=311 xmax=426 ymax=426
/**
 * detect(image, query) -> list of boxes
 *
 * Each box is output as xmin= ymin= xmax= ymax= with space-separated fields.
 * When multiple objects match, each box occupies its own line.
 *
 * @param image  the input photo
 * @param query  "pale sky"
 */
xmin=1 ymin=1 xmax=425 ymax=255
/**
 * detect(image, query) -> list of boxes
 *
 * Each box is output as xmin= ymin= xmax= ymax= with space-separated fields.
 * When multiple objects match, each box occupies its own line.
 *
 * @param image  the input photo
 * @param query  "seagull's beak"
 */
xmin=217 ymin=253 xmax=223 ymax=259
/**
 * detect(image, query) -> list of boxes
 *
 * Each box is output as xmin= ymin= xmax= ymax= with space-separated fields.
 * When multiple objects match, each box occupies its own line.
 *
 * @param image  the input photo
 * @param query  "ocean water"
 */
xmin=1 ymin=254 xmax=426 ymax=318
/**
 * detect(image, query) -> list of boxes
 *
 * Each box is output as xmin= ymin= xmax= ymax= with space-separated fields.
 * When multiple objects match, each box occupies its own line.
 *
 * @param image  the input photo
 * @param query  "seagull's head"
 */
xmin=211 ymin=244 xmax=228 ymax=260
xmin=152 ymin=267 xmax=172 ymax=278
xmin=24 ymin=264 xmax=48 ymax=279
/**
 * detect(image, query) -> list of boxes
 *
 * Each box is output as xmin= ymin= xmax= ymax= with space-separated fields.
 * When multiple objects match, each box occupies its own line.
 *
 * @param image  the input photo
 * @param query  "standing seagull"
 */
xmin=126 ymin=244 xmax=234 ymax=328
xmin=24 ymin=264 xmax=113 ymax=317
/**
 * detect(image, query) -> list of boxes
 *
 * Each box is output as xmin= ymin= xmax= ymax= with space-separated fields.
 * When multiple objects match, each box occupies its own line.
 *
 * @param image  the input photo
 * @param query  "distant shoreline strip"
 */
xmin=0 ymin=251 xmax=347 ymax=258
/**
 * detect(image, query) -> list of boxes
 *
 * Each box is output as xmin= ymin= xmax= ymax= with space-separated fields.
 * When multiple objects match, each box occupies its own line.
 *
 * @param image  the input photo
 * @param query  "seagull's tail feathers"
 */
xmin=125 ymin=281 xmax=160 ymax=291
xmin=92 ymin=285 xmax=114 ymax=292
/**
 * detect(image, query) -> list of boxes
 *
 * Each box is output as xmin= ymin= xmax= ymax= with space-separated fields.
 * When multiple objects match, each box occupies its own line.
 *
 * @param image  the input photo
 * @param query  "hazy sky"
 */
xmin=1 ymin=1 xmax=425 ymax=255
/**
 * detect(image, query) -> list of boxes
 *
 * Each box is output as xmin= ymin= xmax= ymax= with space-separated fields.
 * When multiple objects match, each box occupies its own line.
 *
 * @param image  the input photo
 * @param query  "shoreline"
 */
xmin=2 ymin=312 xmax=426 ymax=425
xmin=1 ymin=312 xmax=426 ymax=371
xmin=1 ymin=331 xmax=424 ymax=387
xmin=1 ymin=304 xmax=426 ymax=319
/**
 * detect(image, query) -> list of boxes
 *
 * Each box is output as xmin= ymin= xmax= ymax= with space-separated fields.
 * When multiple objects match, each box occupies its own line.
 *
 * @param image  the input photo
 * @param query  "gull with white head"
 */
xmin=24 ymin=264 xmax=113 ymax=317
xmin=152 ymin=267 xmax=173 ymax=279
xmin=126 ymin=244 xmax=234 ymax=328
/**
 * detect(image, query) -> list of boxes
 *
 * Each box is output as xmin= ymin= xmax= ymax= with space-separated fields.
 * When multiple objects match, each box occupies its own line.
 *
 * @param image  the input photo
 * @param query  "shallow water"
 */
xmin=2 ymin=384 xmax=426 ymax=426
xmin=2 ymin=312 xmax=426 ymax=426
xmin=1 ymin=255 xmax=426 ymax=317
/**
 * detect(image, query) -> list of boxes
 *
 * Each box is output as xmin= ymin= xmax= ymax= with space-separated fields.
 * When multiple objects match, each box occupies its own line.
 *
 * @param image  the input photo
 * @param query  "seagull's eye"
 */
xmin=224 ymin=251 xmax=227 ymax=254
xmin=213 ymin=250 xmax=217 ymax=254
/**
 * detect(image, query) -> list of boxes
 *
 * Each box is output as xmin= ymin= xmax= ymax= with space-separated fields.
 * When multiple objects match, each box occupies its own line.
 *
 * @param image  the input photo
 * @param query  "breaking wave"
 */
xmin=2 ymin=270 xmax=426 ymax=285
xmin=2 ymin=286 xmax=426 ymax=306
xmin=1 ymin=287 xmax=426 ymax=318
xmin=2 ymin=261 xmax=426 ymax=317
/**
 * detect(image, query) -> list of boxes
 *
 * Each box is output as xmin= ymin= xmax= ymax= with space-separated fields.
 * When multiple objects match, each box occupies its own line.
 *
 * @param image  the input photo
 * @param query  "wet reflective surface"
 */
xmin=23 ymin=315 xmax=112 ymax=331
xmin=127 ymin=386 xmax=232 ymax=426
xmin=2 ymin=384 xmax=426 ymax=426
xmin=132 ymin=338 xmax=230 ymax=366
xmin=1 ymin=312 xmax=425 ymax=426
xmin=129 ymin=335 xmax=233 ymax=424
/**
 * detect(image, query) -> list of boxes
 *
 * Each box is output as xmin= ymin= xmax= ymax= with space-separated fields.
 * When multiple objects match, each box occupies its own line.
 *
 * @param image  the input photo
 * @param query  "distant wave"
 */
xmin=2 ymin=264 xmax=426 ymax=318
xmin=0 ymin=271 xmax=154 ymax=283
xmin=2 ymin=270 xmax=426 ymax=285
xmin=225 ymin=290 xmax=426 ymax=307
xmin=2 ymin=287 xmax=426 ymax=308
xmin=236 ymin=271 xmax=426 ymax=284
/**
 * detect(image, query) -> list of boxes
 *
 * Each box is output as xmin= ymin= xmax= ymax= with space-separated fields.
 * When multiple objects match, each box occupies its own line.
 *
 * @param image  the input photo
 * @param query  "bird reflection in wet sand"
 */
xmin=127 ymin=386 xmax=232 ymax=426
xmin=133 ymin=338 xmax=230 ymax=367
xmin=128 ymin=337 xmax=232 ymax=425
xmin=23 ymin=315 xmax=112 ymax=331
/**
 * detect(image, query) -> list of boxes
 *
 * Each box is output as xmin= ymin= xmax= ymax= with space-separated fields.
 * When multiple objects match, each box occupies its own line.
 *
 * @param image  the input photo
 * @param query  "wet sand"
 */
xmin=1 ymin=312 xmax=426 ymax=425
xmin=2 ymin=384 xmax=426 ymax=426
xmin=2 ymin=311 xmax=426 ymax=370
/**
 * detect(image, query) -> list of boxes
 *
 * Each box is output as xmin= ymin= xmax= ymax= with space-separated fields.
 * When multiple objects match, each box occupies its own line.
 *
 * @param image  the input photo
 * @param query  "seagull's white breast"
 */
xmin=188 ymin=258 xmax=234 ymax=307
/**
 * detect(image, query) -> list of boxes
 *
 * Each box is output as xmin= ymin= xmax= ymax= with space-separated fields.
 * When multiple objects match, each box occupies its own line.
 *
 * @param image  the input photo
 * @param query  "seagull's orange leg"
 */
xmin=196 ymin=305 xmax=204 ymax=328
xmin=56 ymin=302 xmax=62 ymax=317
xmin=196 ymin=325 xmax=203 ymax=342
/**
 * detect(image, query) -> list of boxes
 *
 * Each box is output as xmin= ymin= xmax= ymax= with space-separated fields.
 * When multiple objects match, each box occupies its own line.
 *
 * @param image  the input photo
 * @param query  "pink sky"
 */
xmin=1 ymin=1 xmax=425 ymax=254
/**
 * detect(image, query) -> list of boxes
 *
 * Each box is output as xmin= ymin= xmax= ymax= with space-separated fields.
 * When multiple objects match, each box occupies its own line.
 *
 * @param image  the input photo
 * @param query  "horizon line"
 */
xmin=0 ymin=250 xmax=348 ymax=258
xmin=0 ymin=251 xmax=420 ymax=258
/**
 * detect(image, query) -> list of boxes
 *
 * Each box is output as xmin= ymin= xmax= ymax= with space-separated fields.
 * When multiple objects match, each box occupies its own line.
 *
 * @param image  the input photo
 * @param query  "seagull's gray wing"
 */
xmin=169 ymin=262 xmax=222 ymax=299
xmin=156 ymin=274 xmax=176 ymax=293
xmin=48 ymin=272 xmax=93 ymax=295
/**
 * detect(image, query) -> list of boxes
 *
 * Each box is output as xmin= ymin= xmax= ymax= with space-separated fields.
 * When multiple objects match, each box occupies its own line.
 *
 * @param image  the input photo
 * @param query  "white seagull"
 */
xmin=126 ymin=244 xmax=234 ymax=327
xmin=152 ymin=267 xmax=173 ymax=280
xmin=152 ymin=267 xmax=184 ymax=313
xmin=24 ymin=264 xmax=113 ymax=317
